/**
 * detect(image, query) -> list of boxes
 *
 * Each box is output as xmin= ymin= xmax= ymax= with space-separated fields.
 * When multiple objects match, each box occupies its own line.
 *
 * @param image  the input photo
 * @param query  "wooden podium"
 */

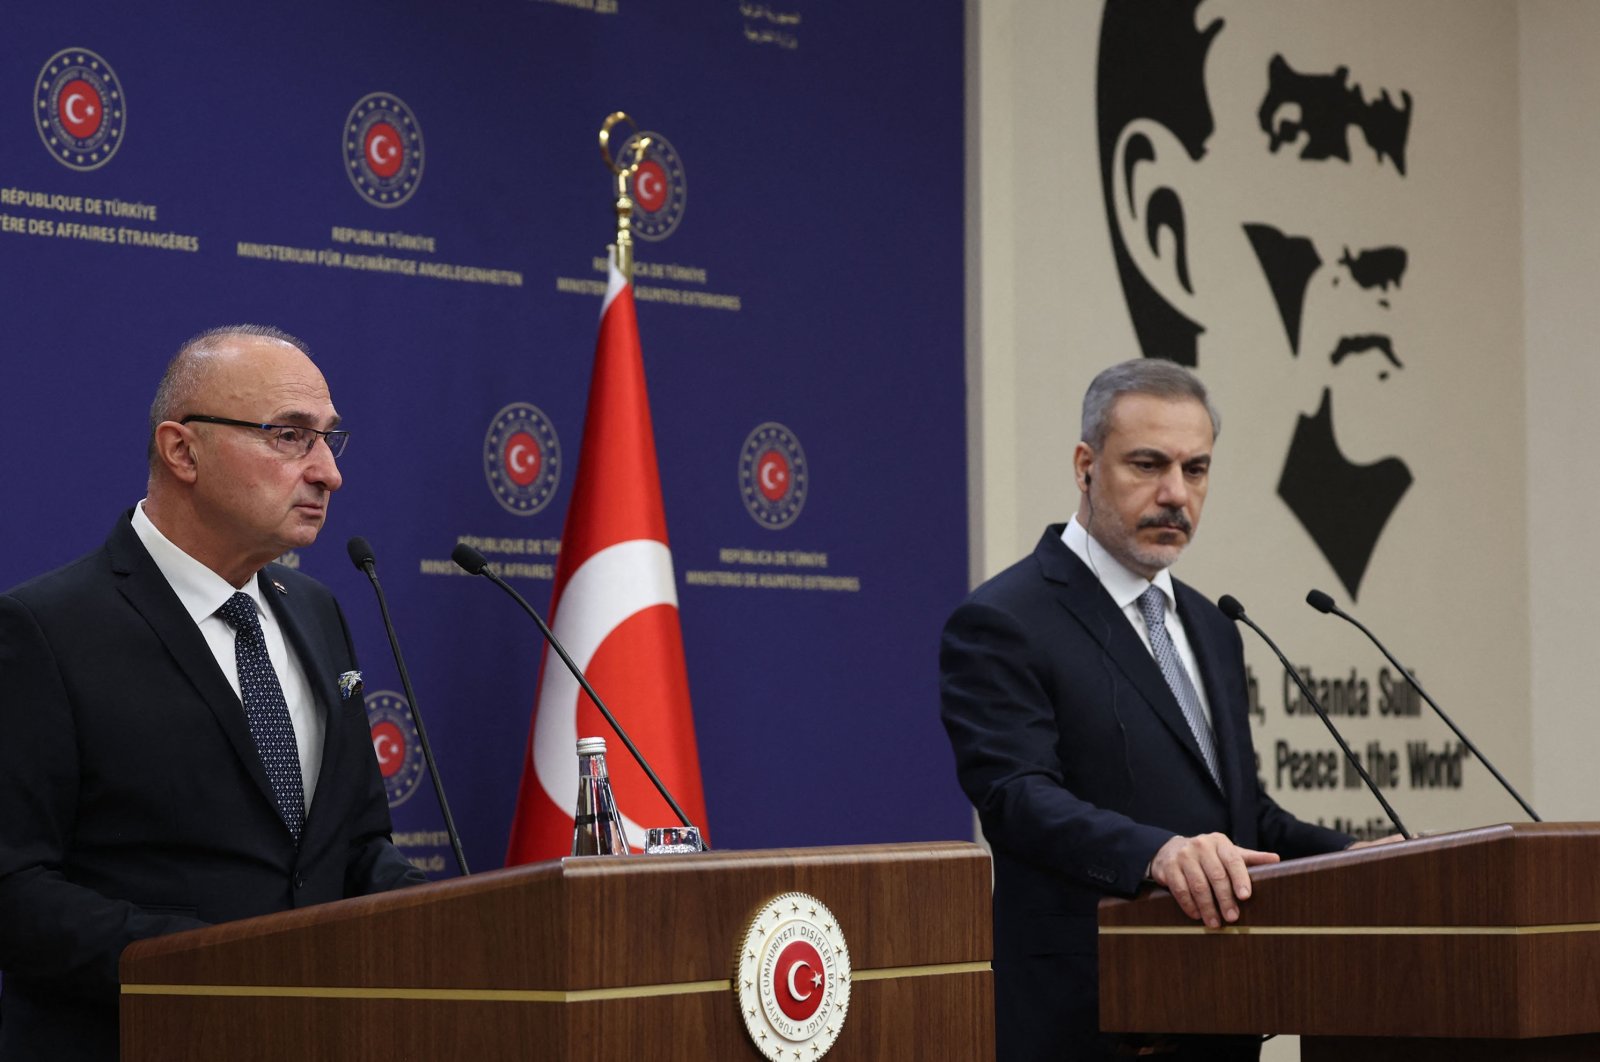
xmin=1097 ymin=822 xmax=1600 ymax=1060
xmin=119 ymin=841 xmax=993 ymax=1061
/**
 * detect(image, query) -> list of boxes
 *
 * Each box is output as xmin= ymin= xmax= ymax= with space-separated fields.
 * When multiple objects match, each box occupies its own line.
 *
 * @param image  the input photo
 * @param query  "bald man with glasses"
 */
xmin=0 ymin=325 xmax=424 ymax=1062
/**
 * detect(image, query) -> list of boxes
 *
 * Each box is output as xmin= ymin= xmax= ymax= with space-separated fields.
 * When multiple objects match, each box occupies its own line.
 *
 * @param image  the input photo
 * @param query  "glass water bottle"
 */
xmin=571 ymin=736 xmax=630 ymax=856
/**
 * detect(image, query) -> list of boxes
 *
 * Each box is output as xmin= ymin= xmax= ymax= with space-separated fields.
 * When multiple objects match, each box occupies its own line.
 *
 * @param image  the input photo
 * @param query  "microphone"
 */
xmin=1307 ymin=588 xmax=1539 ymax=822
xmin=1218 ymin=595 xmax=1411 ymax=840
xmin=347 ymin=537 xmax=471 ymax=876
xmin=449 ymin=543 xmax=698 ymax=833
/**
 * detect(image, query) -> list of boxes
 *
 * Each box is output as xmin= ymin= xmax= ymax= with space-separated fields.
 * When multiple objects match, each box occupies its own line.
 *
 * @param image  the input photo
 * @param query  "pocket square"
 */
xmin=338 ymin=670 xmax=364 ymax=701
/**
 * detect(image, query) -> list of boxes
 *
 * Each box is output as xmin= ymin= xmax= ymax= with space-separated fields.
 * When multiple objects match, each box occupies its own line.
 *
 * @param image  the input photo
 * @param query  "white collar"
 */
xmin=131 ymin=501 xmax=264 ymax=626
xmin=1061 ymin=514 xmax=1176 ymax=613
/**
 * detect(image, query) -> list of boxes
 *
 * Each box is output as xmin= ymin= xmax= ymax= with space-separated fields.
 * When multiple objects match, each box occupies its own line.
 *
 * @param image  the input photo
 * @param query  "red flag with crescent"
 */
xmin=505 ymin=251 xmax=708 ymax=864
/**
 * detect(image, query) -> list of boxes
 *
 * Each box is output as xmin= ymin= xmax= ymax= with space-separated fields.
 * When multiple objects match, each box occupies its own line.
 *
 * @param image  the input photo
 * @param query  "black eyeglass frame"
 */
xmin=179 ymin=414 xmax=350 ymax=459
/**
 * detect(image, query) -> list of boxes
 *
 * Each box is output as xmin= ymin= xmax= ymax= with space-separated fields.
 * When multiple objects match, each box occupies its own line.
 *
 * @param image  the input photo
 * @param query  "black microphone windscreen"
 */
xmin=1306 ymin=589 xmax=1336 ymax=614
xmin=451 ymin=543 xmax=488 ymax=575
xmin=347 ymin=536 xmax=376 ymax=571
xmin=1218 ymin=594 xmax=1245 ymax=621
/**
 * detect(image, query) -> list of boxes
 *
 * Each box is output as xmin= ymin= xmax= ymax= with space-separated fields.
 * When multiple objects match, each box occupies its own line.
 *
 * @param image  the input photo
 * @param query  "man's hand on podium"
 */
xmin=1148 ymin=833 xmax=1280 ymax=930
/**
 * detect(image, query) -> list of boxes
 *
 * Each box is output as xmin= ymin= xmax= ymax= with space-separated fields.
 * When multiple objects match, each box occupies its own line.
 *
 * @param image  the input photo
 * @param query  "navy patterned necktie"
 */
xmin=1137 ymin=586 xmax=1222 ymax=788
xmin=217 ymin=591 xmax=305 ymax=840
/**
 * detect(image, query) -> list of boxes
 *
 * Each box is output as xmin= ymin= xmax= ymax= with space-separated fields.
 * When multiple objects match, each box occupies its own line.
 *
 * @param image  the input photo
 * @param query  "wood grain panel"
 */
xmin=1097 ymin=823 xmax=1600 ymax=1054
xmin=120 ymin=842 xmax=994 ymax=1062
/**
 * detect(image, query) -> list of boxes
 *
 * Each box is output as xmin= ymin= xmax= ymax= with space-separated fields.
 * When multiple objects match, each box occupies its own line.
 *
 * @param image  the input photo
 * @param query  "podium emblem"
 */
xmin=735 ymin=892 xmax=851 ymax=1060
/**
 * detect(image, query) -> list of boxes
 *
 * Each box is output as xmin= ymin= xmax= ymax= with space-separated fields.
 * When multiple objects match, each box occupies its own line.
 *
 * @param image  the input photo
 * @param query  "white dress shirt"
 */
xmin=1061 ymin=515 xmax=1214 ymax=728
xmin=131 ymin=501 xmax=325 ymax=806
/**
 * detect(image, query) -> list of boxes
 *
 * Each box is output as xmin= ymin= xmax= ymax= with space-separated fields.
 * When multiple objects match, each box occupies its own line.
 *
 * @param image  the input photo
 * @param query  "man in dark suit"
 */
xmin=0 ymin=325 xmax=426 ymax=1061
xmin=940 ymin=359 xmax=1354 ymax=1061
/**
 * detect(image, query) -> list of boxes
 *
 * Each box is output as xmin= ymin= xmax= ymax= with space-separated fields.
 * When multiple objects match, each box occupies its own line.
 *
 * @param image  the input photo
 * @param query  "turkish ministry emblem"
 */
xmin=365 ymin=689 xmax=426 ymax=808
xmin=736 ymin=892 xmax=852 ymax=1061
xmin=344 ymin=92 xmax=425 ymax=207
xmin=484 ymin=402 xmax=562 ymax=516
xmin=34 ymin=48 xmax=126 ymax=171
xmin=739 ymin=421 xmax=808 ymax=530
xmin=622 ymin=130 xmax=687 ymax=241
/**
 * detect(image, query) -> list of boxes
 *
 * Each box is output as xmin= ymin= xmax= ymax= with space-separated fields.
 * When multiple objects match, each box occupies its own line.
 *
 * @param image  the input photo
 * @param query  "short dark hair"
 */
xmin=1095 ymin=0 xmax=1223 ymax=366
xmin=147 ymin=325 xmax=313 ymax=467
xmin=1080 ymin=358 xmax=1220 ymax=451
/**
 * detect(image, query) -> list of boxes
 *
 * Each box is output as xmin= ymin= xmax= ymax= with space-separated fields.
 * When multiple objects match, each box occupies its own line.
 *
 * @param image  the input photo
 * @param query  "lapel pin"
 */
xmin=271 ymin=580 xmax=288 ymax=595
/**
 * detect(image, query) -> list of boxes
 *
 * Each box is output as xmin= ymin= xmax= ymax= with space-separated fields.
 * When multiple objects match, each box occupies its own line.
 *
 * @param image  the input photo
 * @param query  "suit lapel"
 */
xmin=106 ymin=517 xmax=277 ymax=811
xmin=1036 ymin=528 xmax=1222 ymax=792
xmin=1176 ymin=585 xmax=1255 ymax=822
xmin=260 ymin=569 xmax=342 ymax=824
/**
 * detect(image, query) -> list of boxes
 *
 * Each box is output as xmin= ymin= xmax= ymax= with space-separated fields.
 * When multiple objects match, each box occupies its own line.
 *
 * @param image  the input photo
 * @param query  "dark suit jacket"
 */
xmin=940 ymin=526 xmax=1349 ymax=1061
xmin=0 ymin=514 xmax=425 ymax=1061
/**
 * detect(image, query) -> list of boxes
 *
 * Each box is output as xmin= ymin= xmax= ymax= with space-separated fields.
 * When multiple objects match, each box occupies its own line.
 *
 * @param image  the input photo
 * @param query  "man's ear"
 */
xmin=1073 ymin=442 xmax=1095 ymax=493
xmin=152 ymin=422 xmax=200 ymax=484
xmin=1110 ymin=118 xmax=1202 ymax=320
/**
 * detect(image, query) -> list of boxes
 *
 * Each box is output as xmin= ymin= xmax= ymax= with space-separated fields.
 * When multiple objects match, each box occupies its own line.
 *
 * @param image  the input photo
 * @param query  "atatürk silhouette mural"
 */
xmin=1096 ymin=0 xmax=1414 ymax=598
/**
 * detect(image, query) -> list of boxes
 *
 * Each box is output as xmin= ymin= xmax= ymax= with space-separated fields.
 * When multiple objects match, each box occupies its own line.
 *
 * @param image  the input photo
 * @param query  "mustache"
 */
xmin=1330 ymin=334 xmax=1403 ymax=370
xmin=1137 ymin=509 xmax=1191 ymax=534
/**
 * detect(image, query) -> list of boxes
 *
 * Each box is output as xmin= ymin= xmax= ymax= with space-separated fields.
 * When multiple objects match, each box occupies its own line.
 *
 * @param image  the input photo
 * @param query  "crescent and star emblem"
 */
xmin=508 ymin=440 xmax=535 ymax=474
xmin=484 ymin=404 xmax=561 ymax=515
xmin=786 ymin=960 xmax=821 ymax=1001
xmin=34 ymin=50 xmax=125 ymax=171
xmin=63 ymin=92 xmax=92 ymax=124
xmin=365 ymin=692 xmax=424 ymax=807
xmin=343 ymin=94 xmax=424 ymax=206
xmin=738 ymin=422 xmax=808 ymax=529
xmin=735 ymin=892 xmax=851 ymax=1060
xmin=368 ymin=132 xmax=395 ymax=166
xmin=623 ymin=131 xmax=686 ymax=240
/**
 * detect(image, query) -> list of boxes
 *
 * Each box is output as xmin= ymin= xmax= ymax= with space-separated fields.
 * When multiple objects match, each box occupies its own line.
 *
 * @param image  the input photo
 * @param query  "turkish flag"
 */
xmin=505 ymin=251 xmax=708 ymax=864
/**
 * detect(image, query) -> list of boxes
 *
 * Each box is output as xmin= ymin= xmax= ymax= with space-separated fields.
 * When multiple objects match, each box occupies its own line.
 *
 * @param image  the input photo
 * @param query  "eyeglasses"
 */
xmin=180 ymin=414 xmax=350 ymax=459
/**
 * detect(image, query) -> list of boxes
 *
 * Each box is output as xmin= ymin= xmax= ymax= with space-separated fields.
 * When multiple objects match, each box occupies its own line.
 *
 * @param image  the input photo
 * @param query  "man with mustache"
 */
xmin=941 ymin=360 xmax=1353 ymax=1061
xmin=0 ymin=325 xmax=425 ymax=1061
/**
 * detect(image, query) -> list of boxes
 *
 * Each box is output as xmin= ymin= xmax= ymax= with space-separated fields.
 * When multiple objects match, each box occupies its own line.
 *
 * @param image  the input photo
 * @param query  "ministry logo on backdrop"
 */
xmin=623 ymin=131 xmax=687 ymax=241
xmin=344 ymin=92 xmax=425 ymax=207
xmin=484 ymin=402 xmax=562 ymax=516
xmin=34 ymin=48 xmax=126 ymax=171
xmin=1096 ymin=0 xmax=1415 ymax=599
xmin=739 ymin=422 xmax=808 ymax=529
xmin=366 ymin=690 xmax=426 ymax=807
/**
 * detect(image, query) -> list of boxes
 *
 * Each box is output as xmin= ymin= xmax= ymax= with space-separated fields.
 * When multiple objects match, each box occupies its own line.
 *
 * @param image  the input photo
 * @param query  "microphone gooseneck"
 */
xmin=1222 ymin=594 xmax=1411 ymax=840
xmin=1305 ymin=588 xmax=1540 ymax=822
xmin=347 ymin=537 xmax=471 ymax=876
xmin=449 ymin=544 xmax=696 ymax=831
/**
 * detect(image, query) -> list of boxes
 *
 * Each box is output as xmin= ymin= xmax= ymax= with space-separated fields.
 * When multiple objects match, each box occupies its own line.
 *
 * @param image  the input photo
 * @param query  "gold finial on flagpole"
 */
xmin=599 ymin=111 xmax=652 ymax=284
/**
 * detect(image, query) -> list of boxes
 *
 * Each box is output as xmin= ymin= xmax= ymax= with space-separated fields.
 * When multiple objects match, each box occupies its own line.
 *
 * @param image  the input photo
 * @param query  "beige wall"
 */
xmin=1521 ymin=0 xmax=1600 ymax=822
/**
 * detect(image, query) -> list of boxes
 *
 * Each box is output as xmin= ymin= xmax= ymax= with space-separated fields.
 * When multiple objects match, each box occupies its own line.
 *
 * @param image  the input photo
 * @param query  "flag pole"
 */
xmin=598 ymin=111 xmax=652 ymax=284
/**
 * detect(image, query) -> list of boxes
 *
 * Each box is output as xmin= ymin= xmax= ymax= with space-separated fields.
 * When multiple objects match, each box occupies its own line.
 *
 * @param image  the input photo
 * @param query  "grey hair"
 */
xmin=1079 ymin=358 xmax=1221 ymax=451
xmin=147 ymin=324 xmax=312 ymax=468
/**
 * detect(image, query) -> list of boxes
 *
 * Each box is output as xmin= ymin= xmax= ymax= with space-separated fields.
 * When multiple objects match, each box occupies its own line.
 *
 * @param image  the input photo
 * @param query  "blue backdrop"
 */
xmin=0 ymin=0 xmax=969 ymax=876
